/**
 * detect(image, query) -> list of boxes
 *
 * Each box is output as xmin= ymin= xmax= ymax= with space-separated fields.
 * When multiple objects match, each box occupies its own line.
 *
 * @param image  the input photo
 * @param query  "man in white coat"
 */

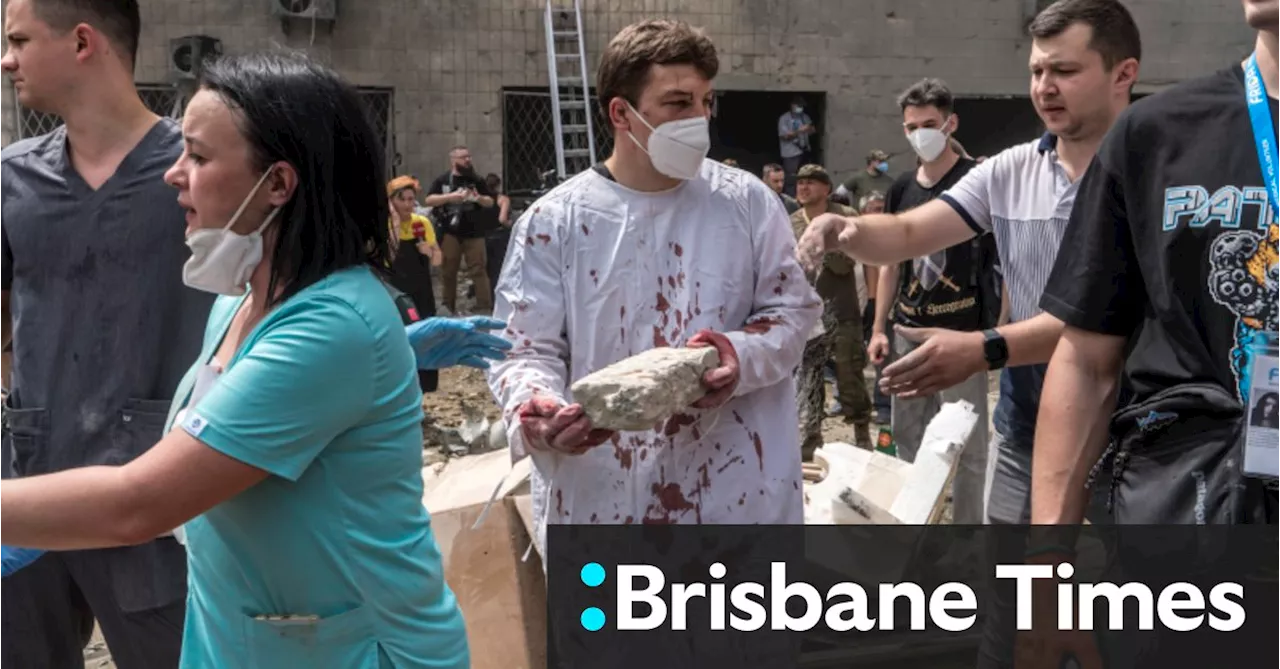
xmin=486 ymin=19 xmax=821 ymax=550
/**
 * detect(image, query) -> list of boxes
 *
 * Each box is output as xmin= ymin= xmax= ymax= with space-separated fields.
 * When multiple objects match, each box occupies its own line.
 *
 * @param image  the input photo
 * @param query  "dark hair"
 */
xmin=33 ymin=0 xmax=140 ymax=65
xmin=198 ymin=51 xmax=391 ymax=308
xmin=485 ymin=172 xmax=502 ymax=190
xmin=762 ymin=163 xmax=783 ymax=176
xmin=1028 ymin=0 xmax=1142 ymax=69
xmin=596 ymin=19 xmax=718 ymax=124
xmin=1253 ymin=392 xmax=1280 ymax=423
xmin=897 ymin=78 xmax=953 ymax=115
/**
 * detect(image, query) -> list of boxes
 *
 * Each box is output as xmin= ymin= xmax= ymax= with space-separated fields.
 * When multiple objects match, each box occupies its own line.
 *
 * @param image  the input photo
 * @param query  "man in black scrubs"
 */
xmin=1 ymin=1 xmax=210 ymax=666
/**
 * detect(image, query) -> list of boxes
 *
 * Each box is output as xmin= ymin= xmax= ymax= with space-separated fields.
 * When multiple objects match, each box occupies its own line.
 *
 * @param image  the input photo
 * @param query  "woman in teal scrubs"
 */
xmin=1 ymin=53 xmax=472 ymax=668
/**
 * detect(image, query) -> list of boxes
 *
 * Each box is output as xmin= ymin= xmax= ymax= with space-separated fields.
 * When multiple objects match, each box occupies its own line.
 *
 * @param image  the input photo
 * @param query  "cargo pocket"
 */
xmin=107 ymin=398 xmax=173 ymax=465
xmin=242 ymin=605 xmax=382 ymax=669
xmin=3 ymin=400 xmax=50 ymax=476
xmin=1108 ymin=383 xmax=1245 ymax=525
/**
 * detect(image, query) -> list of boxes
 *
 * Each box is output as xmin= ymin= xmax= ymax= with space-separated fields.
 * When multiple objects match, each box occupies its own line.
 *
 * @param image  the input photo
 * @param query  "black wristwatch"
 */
xmin=982 ymin=329 xmax=1009 ymax=370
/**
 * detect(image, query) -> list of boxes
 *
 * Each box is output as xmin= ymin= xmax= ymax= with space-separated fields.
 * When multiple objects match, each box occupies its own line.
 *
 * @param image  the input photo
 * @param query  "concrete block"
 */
xmin=570 ymin=346 xmax=720 ymax=432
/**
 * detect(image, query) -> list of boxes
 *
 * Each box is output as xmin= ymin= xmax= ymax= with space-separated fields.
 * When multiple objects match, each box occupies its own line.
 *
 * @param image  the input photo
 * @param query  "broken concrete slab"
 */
xmin=570 ymin=346 xmax=720 ymax=431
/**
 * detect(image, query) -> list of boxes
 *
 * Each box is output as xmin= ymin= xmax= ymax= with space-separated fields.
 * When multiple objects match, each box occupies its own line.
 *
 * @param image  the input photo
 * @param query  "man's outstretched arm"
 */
xmin=880 ymin=312 xmax=1066 ymax=399
xmin=1031 ymin=327 xmax=1126 ymax=524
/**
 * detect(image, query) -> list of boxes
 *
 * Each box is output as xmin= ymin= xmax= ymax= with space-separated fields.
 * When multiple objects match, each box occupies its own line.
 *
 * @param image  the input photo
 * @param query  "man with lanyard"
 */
xmin=1034 ymin=0 xmax=1279 ymax=528
xmin=790 ymin=164 xmax=874 ymax=454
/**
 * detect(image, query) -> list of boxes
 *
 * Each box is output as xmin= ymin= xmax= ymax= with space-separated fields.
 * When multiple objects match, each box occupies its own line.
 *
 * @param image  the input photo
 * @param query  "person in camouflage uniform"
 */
xmin=790 ymin=165 xmax=874 ymax=459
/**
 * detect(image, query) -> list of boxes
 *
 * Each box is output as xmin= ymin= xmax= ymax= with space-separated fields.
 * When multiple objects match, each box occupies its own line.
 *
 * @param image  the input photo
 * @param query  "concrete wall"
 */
xmin=1 ymin=0 xmax=1254 ymax=184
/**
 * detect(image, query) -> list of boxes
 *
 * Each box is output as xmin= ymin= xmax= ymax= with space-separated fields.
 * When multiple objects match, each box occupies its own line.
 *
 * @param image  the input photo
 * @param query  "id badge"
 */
xmin=1242 ymin=332 xmax=1279 ymax=479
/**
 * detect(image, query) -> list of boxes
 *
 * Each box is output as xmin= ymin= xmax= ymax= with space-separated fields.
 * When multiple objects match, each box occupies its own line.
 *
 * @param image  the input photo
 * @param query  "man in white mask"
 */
xmin=487 ymin=19 xmax=821 ymax=546
xmin=862 ymin=77 xmax=999 ymax=526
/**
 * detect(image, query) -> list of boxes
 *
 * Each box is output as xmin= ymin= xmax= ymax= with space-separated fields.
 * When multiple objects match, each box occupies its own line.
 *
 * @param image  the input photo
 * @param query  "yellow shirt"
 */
xmin=393 ymin=213 xmax=437 ymax=244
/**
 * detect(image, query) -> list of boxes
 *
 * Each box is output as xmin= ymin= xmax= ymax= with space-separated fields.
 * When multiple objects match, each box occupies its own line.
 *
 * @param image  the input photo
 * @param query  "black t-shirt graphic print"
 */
xmin=1042 ymin=63 xmax=1278 ymax=413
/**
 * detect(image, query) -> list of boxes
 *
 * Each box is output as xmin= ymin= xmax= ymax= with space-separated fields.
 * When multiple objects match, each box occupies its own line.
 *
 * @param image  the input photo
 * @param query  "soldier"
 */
xmin=790 ymin=164 xmax=874 ymax=458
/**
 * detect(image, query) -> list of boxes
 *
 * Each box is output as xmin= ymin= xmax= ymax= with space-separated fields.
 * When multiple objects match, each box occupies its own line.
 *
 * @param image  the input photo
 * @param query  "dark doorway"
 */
xmin=952 ymin=93 xmax=1151 ymax=159
xmin=710 ymin=90 xmax=826 ymax=178
xmin=951 ymin=97 xmax=1044 ymax=159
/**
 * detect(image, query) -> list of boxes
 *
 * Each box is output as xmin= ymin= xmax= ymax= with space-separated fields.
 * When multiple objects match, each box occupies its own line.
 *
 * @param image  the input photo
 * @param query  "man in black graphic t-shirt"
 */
xmin=869 ymin=78 xmax=998 ymax=525
xmin=1036 ymin=0 xmax=1279 ymax=527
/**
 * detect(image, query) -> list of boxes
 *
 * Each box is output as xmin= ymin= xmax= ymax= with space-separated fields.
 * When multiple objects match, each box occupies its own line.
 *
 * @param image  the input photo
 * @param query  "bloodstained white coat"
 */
xmin=485 ymin=160 xmax=822 ymax=550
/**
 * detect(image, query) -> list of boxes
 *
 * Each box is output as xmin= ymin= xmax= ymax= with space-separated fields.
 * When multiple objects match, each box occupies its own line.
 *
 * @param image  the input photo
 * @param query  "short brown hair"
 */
xmin=34 ymin=0 xmax=141 ymax=65
xmin=1028 ymin=0 xmax=1141 ymax=69
xmin=596 ymin=20 xmax=718 ymax=120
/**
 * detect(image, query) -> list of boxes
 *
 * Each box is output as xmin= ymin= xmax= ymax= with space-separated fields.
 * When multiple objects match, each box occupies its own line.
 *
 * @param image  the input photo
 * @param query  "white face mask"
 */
xmin=906 ymin=118 xmax=953 ymax=163
xmin=625 ymin=101 xmax=710 ymax=181
xmin=182 ymin=168 xmax=281 ymax=296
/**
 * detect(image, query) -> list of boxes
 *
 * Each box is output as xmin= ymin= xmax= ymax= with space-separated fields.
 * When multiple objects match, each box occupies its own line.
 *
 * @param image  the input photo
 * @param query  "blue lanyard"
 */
xmin=1245 ymin=54 xmax=1278 ymax=218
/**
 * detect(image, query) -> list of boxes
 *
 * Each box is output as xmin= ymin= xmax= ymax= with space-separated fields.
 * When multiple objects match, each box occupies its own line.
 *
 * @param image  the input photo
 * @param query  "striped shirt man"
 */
xmin=939 ymin=132 xmax=1080 ymax=524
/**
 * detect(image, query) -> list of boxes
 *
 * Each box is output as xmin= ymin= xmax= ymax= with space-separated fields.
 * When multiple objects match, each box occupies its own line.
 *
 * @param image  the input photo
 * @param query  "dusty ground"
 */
xmin=422 ymin=366 xmax=503 ymax=425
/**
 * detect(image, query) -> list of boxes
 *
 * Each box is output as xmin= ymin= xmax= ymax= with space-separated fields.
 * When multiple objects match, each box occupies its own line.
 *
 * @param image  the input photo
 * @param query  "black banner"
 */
xmin=546 ymin=524 xmax=1277 ymax=669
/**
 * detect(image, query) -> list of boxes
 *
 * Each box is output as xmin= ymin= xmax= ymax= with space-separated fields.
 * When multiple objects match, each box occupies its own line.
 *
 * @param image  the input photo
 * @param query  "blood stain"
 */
xmin=663 ymin=413 xmax=696 ymax=437
xmin=556 ymin=489 xmax=564 ymax=515
xmin=717 ymin=455 xmax=744 ymax=474
xmin=753 ymin=432 xmax=764 ymax=471
xmin=652 ymin=326 xmax=669 ymax=347
xmin=655 ymin=293 xmax=670 ymax=312
xmin=624 ymin=516 xmax=635 ymax=525
xmin=535 ymin=233 xmax=551 ymax=244
xmin=674 ymin=243 xmax=684 ymax=257
xmin=744 ymin=317 xmax=783 ymax=334
xmin=667 ymin=276 xmax=676 ymax=289
xmin=590 ymin=513 xmax=598 ymax=522
xmin=620 ymin=305 xmax=627 ymax=319
xmin=773 ymin=286 xmax=783 ymax=295
xmin=652 ymin=483 xmax=694 ymax=512
xmin=581 ymin=224 xmax=591 ymax=235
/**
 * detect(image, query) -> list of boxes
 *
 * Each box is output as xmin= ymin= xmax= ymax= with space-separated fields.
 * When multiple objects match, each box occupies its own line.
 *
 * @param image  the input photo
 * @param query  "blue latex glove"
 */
xmin=406 ymin=316 xmax=513 ymax=370
xmin=2 ymin=546 xmax=45 ymax=577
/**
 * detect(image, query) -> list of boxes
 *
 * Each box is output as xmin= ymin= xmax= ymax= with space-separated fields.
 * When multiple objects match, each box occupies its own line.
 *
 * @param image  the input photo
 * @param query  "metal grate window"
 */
xmin=11 ymin=83 xmax=182 ymax=142
xmin=357 ymin=87 xmax=397 ymax=174
xmin=501 ymin=89 xmax=614 ymax=193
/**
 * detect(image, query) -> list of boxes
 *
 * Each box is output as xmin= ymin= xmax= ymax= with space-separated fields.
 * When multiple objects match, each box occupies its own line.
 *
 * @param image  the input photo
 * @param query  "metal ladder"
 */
xmin=543 ymin=0 xmax=597 ymax=181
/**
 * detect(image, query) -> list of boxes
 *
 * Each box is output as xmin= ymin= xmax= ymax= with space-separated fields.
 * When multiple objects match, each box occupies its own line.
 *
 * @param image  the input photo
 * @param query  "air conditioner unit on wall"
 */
xmin=169 ymin=35 xmax=222 ymax=82
xmin=271 ymin=0 xmax=337 ymax=21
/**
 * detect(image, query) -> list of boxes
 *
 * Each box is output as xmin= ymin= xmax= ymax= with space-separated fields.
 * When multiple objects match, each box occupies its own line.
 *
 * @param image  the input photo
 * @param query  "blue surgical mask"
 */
xmin=876 ymin=161 xmax=889 ymax=174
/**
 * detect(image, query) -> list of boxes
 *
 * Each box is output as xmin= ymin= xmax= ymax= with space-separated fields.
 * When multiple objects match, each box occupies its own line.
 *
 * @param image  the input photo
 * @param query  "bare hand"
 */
xmin=796 ymin=212 xmax=853 ymax=274
xmin=867 ymin=332 xmax=890 ymax=366
xmin=518 ymin=396 xmax=615 ymax=455
xmin=880 ymin=325 xmax=985 ymax=398
xmin=389 ymin=198 xmax=403 ymax=225
xmin=687 ymin=329 xmax=740 ymax=409
xmin=416 ymin=241 xmax=433 ymax=256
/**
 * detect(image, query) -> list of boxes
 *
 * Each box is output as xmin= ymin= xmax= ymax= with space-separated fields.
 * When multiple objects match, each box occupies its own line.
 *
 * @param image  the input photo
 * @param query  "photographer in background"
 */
xmin=424 ymin=145 xmax=495 ymax=314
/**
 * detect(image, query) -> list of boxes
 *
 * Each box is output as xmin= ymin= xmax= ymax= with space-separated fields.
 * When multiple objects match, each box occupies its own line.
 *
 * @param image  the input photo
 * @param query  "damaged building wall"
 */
xmin=0 ymin=0 xmax=1254 ymax=183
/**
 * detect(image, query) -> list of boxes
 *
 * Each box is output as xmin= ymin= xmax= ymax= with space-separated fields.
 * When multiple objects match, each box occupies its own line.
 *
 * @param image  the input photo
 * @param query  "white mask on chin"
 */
xmin=182 ymin=168 xmax=281 ymax=296
xmin=625 ymin=101 xmax=711 ymax=181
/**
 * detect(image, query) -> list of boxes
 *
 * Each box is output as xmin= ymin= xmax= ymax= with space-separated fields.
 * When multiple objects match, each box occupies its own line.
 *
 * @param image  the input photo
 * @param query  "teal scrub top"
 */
xmin=165 ymin=266 xmax=468 ymax=669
